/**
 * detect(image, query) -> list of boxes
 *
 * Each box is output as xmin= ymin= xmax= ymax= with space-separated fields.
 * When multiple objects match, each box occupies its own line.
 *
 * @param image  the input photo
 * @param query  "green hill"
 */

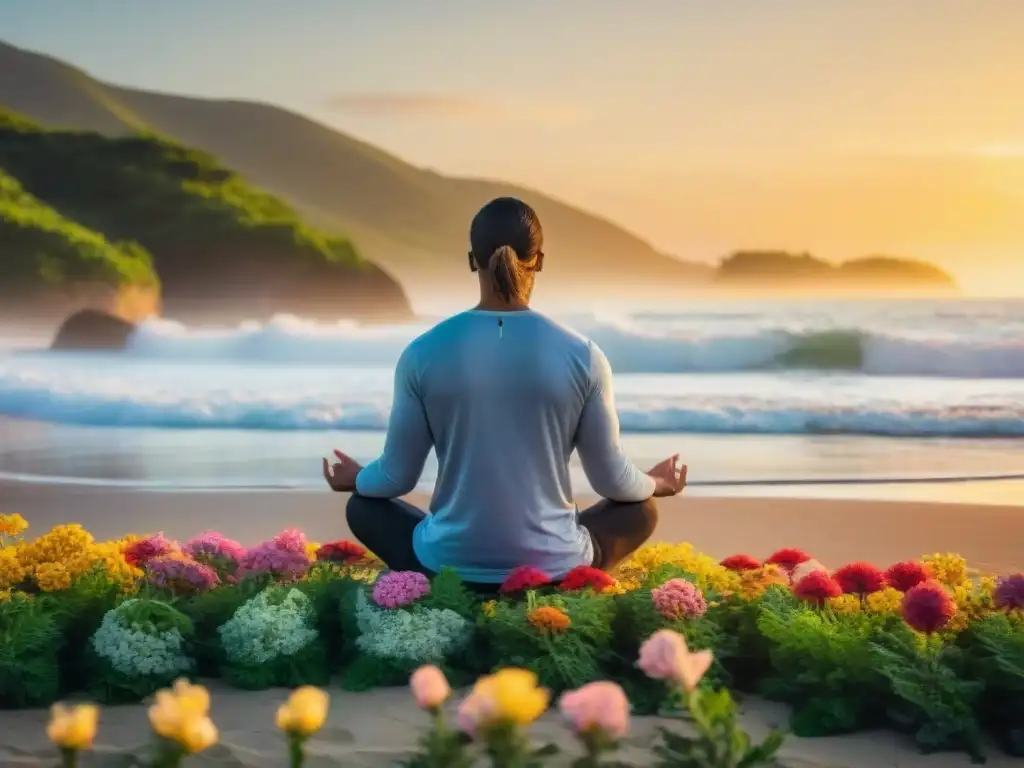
xmin=0 ymin=40 xmax=711 ymax=306
xmin=0 ymin=107 xmax=412 ymax=323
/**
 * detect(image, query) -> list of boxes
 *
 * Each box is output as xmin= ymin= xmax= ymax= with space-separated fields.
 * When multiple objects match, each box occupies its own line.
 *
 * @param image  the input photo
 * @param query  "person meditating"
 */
xmin=322 ymin=196 xmax=686 ymax=584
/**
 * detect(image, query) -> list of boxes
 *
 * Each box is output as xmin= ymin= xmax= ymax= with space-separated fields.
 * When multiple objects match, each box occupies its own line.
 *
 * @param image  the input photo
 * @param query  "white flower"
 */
xmin=219 ymin=587 xmax=319 ymax=665
xmin=91 ymin=599 xmax=192 ymax=677
xmin=353 ymin=590 xmax=471 ymax=662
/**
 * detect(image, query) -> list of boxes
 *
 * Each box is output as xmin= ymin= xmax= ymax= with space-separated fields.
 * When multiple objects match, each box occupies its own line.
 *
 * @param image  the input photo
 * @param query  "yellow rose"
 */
xmin=148 ymin=679 xmax=217 ymax=753
xmin=471 ymin=668 xmax=549 ymax=728
xmin=275 ymin=686 xmax=330 ymax=737
xmin=47 ymin=703 xmax=99 ymax=750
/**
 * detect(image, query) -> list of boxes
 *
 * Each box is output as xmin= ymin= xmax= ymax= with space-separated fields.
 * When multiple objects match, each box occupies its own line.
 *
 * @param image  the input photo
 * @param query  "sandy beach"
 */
xmin=2 ymin=482 xmax=1022 ymax=766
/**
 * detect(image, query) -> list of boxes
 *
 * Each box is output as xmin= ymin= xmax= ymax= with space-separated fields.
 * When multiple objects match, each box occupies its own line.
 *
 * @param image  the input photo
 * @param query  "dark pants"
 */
xmin=345 ymin=495 xmax=659 ymax=582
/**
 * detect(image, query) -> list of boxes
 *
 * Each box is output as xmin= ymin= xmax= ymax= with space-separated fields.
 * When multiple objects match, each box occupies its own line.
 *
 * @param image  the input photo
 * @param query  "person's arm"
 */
xmin=354 ymin=345 xmax=433 ymax=499
xmin=575 ymin=343 xmax=657 ymax=502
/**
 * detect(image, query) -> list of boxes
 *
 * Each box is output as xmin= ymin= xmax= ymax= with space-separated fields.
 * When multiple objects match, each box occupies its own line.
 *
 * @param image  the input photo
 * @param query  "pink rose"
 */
xmin=456 ymin=691 xmax=492 ymax=737
xmin=637 ymin=629 xmax=712 ymax=692
xmin=791 ymin=558 xmax=828 ymax=584
xmin=558 ymin=681 xmax=629 ymax=740
xmin=410 ymin=665 xmax=451 ymax=711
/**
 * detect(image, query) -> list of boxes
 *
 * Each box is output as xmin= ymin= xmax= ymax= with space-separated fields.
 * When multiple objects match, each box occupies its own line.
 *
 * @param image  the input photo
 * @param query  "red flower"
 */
xmin=833 ymin=562 xmax=886 ymax=596
xmin=885 ymin=561 xmax=932 ymax=593
xmin=793 ymin=571 xmax=842 ymax=605
xmin=901 ymin=580 xmax=956 ymax=634
xmin=559 ymin=565 xmax=615 ymax=592
xmin=766 ymin=548 xmax=811 ymax=572
xmin=500 ymin=566 xmax=552 ymax=594
xmin=720 ymin=554 xmax=761 ymax=572
xmin=316 ymin=540 xmax=366 ymax=564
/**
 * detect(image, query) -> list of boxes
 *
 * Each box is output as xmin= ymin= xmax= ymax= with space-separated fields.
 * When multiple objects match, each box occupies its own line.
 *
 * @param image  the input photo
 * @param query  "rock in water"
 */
xmin=51 ymin=309 xmax=137 ymax=351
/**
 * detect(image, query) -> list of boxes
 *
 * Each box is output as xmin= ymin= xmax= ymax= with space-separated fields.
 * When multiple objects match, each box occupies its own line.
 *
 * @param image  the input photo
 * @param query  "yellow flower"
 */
xmin=47 ymin=703 xmax=99 ymax=751
xmin=528 ymin=605 xmax=571 ymax=632
xmin=275 ymin=686 xmax=330 ymax=737
xmin=922 ymin=553 xmax=969 ymax=588
xmin=828 ymin=594 xmax=862 ymax=615
xmin=34 ymin=562 xmax=72 ymax=592
xmin=0 ymin=513 xmax=28 ymax=539
xmin=866 ymin=587 xmax=903 ymax=614
xmin=148 ymin=679 xmax=218 ymax=754
xmin=471 ymin=669 xmax=549 ymax=727
xmin=615 ymin=542 xmax=740 ymax=596
xmin=305 ymin=542 xmax=321 ymax=562
xmin=0 ymin=546 xmax=27 ymax=590
xmin=481 ymin=600 xmax=497 ymax=618
xmin=0 ymin=588 xmax=11 ymax=602
xmin=341 ymin=565 xmax=380 ymax=584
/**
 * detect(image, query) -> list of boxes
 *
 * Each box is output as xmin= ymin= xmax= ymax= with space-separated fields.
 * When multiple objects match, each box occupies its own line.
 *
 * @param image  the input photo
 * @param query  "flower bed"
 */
xmin=1 ymin=513 xmax=1023 ymax=762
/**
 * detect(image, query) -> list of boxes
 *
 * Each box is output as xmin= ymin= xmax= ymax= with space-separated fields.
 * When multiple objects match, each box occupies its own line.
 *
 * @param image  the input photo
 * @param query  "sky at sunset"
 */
xmin=2 ymin=0 xmax=1023 ymax=294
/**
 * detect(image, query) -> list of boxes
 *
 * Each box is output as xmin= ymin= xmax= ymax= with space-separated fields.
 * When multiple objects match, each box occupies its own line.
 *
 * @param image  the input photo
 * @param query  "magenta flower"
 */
xmin=994 ymin=574 xmax=1024 ymax=611
xmin=123 ymin=533 xmax=179 ymax=567
xmin=239 ymin=529 xmax=311 ymax=582
xmin=183 ymin=531 xmax=246 ymax=575
xmin=650 ymin=578 xmax=708 ymax=620
xmin=145 ymin=555 xmax=220 ymax=595
xmin=372 ymin=571 xmax=431 ymax=608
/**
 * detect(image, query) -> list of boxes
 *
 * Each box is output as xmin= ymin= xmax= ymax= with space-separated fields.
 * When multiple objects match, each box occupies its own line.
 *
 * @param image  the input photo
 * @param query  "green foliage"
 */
xmin=871 ymin=626 xmax=985 ymax=763
xmin=421 ymin=568 xmax=479 ymax=620
xmin=294 ymin=564 xmax=358 ymax=668
xmin=756 ymin=597 xmax=891 ymax=736
xmin=178 ymin=580 xmax=262 ymax=676
xmin=401 ymin=713 xmax=475 ymax=768
xmin=482 ymin=591 xmax=615 ymax=694
xmin=960 ymin=615 xmax=1024 ymax=756
xmin=0 ymin=168 xmax=157 ymax=292
xmin=40 ymin=567 xmax=124 ymax=694
xmin=221 ymin=638 xmax=330 ymax=690
xmin=653 ymin=688 xmax=786 ymax=768
xmin=0 ymin=593 xmax=62 ymax=708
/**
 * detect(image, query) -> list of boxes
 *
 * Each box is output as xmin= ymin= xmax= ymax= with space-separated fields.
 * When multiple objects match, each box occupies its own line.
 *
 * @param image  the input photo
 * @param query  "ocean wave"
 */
xmin=90 ymin=315 xmax=1024 ymax=378
xmin=1 ymin=369 xmax=1022 ymax=437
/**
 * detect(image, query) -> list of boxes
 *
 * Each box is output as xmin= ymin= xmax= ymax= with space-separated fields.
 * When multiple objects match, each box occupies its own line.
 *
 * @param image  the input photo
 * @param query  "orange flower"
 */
xmin=528 ymin=605 xmax=571 ymax=632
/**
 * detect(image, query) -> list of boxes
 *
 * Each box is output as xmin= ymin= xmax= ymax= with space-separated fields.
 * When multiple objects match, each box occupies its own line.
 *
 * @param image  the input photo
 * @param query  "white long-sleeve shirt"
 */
xmin=355 ymin=309 xmax=655 ymax=582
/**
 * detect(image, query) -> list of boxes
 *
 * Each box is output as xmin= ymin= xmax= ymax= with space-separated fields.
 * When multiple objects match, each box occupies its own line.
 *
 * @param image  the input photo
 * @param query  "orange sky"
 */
xmin=3 ymin=0 xmax=1023 ymax=294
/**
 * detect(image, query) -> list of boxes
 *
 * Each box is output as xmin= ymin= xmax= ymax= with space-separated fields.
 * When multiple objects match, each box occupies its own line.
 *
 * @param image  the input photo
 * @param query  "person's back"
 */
xmin=322 ymin=197 xmax=687 ymax=583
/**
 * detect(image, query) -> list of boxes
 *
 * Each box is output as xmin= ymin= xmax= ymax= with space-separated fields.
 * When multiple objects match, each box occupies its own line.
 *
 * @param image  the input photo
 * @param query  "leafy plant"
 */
xmin=0 ymin=593 xmax=62 ymax=707
xmin=871 ymin=625 xmax=985 ymax=763
xmin=653 ymin=688 xmax=785 ymax=767
xmin=756 ymin=596 xmax=891 ymax=736
xmin=959 ymin=614 xmax=1024 ymax=757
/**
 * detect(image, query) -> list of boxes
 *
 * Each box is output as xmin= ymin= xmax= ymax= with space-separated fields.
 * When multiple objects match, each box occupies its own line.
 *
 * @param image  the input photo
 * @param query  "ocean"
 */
xmin=2 ymin=298 xmax=1023 ymax=504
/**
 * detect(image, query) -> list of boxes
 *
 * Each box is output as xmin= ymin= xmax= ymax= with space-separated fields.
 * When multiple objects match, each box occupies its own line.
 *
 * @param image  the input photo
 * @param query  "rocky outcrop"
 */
xmin=50 ymin=309 xmax=136 ymax=351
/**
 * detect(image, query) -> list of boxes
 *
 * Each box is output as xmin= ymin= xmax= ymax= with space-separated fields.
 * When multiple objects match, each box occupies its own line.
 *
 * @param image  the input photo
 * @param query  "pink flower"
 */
xmin=994 ymin=574 xmax=1024 ymax=611
xmin=410 ymin=665 xmax=450 ymax=711
xmin=145 ymin=555 xmax=220 ymax=594
xmin=183 ymin=531 xmax=246 ymax=574
xmin=456 ymin=691 xmax=490 ymax=736
xmin=372 ymin=571 xmax=431 ymax=608
xmin=637 ymin=629 xmax=712 ymax=692
xmin=239 ymin=529 xmax=311 ymax=581
xmin=650 ymin=579 xmax=708 ymax=620
xmin=791 ymin=558 xmax=829 ymax=583
xmin=558 ymin=681 xmax=630 ymax=740
xmin=123 ymin=533 xmax=178 ymax=567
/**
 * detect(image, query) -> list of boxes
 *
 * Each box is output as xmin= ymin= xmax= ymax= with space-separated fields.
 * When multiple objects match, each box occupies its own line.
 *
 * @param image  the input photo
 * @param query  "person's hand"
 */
xmin=647 ymin=454 xmax=687 ymax=498
xmin=322 ymin=449 xmax=363 ymax=493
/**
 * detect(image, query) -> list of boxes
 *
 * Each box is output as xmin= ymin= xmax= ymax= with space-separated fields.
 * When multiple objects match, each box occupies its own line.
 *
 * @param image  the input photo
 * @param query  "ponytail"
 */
xmin=489 ymin=245 xmax=530 ymax=305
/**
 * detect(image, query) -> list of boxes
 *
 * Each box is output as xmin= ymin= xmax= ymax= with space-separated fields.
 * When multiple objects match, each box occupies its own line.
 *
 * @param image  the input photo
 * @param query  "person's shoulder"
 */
xmin=528 ymin=311 xmax=593 ymax=350
xmin=402 ymin=312 xmax=473 ymax=356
